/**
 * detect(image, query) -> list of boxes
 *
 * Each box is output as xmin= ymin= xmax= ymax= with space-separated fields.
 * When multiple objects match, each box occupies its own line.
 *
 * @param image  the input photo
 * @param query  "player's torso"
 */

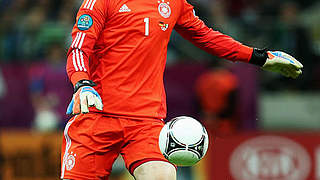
xmin=90 ymin=0 xmax=183 ymax=119
xmin=95 ymin=0 xmax=181 ymax=53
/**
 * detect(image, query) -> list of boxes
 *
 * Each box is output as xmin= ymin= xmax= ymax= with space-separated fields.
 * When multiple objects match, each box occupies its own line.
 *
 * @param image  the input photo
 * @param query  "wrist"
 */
xmin=249 ymin=48 xmax=268 ymax=67
xmin=236 ymin=45 xmax=253 ymax=63
xmin=70 ymin=72 xmax=89 ymax=86
xmin=74 ymin=79 xmax=96 ymax=93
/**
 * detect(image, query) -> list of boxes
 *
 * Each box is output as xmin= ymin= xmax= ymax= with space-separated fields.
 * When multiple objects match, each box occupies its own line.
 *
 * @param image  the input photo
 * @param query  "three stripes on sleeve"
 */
xmin=71 ymin=32 xmax=87 ymax=72
xmin=70 ymin=0 xmax=98 ymax=72
xmin=83 ymin=0 xmax=97 ymax=10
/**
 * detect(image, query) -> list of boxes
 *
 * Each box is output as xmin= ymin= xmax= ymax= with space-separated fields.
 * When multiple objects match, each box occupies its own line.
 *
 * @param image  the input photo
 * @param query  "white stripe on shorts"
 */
xmin=61 ymin=116 xmax=77 ymax=179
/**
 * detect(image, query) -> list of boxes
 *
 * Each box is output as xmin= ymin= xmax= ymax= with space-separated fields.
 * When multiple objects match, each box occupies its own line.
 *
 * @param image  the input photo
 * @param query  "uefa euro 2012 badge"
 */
xmin=77 ymin=14 xmax=93 ymax=31
xmin=158 ymin=0 xmax=171 ymax=18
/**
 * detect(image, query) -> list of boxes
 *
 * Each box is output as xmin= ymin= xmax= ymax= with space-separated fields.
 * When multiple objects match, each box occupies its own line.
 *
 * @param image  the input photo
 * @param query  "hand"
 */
xmin=66 ymin=80 xmax=103 ymax=115
xmin=262 ymin=51 xmax=303 ymax=79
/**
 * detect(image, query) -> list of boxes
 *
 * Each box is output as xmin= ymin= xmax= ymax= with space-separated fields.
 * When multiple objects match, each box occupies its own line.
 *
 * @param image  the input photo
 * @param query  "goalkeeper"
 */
xmin=61 ymin=0 xmax=303 ymax=179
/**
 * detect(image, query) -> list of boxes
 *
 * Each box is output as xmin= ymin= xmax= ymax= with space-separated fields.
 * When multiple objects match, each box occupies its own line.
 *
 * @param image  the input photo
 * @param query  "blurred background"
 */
xmin=0 ymin=0 xmax=319 ymax=179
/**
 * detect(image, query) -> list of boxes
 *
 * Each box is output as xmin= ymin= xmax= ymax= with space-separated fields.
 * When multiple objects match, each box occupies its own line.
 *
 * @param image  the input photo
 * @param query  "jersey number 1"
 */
xmin=144 ymin=18 xmax=149 ymax=36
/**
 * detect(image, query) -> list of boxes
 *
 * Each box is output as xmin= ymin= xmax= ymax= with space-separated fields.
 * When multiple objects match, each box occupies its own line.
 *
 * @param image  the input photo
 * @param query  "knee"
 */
xmin=133 ymin=161 xmax=176 ymax=180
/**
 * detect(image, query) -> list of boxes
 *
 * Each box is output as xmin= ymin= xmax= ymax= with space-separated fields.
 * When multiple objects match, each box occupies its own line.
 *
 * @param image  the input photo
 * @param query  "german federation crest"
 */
xmin=158 ymin=0 xmax=171 ymax=18
xmin=65 ymin=152 xmax=76 ymax=171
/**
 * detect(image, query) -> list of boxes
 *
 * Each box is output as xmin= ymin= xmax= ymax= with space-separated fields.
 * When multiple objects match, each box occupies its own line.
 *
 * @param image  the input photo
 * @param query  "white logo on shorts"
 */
xmin=66 ymin=152 xmax=76 ymax=171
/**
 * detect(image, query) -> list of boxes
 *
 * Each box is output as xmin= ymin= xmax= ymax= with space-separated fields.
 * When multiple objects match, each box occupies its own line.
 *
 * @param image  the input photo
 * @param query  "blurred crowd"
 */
xmin=0 ymin=0 xmax=319 ymax=130
xmin=170 ymin=0 xmax=320 ymax=91
xmin=0 ymin=0 xmax=77 ymax=61
xmin=1 ymin=0 xmax=319 ymax=66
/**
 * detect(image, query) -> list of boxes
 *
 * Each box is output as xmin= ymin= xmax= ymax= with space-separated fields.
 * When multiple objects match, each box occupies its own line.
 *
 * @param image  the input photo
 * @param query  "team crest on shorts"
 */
xmin=66 ymin=152 xmax=76 ymax=171
xmin=158 ymin=0 xmax=171 ymax=18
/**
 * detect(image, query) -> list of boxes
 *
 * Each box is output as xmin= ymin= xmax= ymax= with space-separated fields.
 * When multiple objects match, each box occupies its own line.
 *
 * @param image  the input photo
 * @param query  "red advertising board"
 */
xmin=206 ymin=132 xmax=320 ymax=180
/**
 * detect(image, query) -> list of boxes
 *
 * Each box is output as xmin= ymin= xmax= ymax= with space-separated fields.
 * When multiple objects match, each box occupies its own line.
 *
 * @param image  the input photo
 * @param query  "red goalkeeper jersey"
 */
xmin=66 ymin=0 xmax=253 ymax=120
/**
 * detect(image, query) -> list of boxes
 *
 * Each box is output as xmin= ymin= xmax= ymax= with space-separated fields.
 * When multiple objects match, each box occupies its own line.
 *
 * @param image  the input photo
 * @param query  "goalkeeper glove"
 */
xmin=250 ymin=49 xmax=303 ymax=79
xmin=66 ymin=80 xmax=103 ymax=115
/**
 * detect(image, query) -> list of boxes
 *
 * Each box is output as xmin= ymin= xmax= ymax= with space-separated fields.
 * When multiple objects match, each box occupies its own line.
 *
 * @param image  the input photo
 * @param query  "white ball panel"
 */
xmin=202 ymin=127 xmax=209 ymax=158
xmin=171 ymin=116 xmax=204 ymax=145
xmin=158 ymin=116 xmax=210 ymax=167
xmin=159 ymin=123 xmax=169 ymax=154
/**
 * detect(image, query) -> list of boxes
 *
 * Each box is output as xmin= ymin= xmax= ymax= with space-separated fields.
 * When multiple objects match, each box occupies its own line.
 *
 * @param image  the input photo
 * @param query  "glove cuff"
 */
xmin=74 ymin=79 xmax=96 ymax=93
xmin=249 ymin=48 xmax=268 ymax=67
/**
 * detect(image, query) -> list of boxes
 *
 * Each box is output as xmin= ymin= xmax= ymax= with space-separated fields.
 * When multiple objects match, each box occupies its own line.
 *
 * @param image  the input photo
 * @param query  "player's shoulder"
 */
xmin=102 ymin=0 xmax=123 ymax=10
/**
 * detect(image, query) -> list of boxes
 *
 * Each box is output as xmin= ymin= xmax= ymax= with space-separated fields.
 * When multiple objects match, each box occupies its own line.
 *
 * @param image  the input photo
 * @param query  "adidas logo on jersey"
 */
xmin=119 ymin=4 xmax=131 ymax=12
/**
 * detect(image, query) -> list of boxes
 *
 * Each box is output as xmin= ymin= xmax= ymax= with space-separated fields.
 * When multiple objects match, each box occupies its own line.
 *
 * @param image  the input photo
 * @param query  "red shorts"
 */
xmin=60 ymin=113 xmax=168 ymax=180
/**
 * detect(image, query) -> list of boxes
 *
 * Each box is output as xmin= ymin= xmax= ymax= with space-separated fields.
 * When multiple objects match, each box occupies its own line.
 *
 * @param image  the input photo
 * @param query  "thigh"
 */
xmin=120 ymin=119 xmax=170 ymax=174
xmin=133 ymin=161 xmax=176 ymax=180
xmin=61 ymin=114 xmax=123 ymax=180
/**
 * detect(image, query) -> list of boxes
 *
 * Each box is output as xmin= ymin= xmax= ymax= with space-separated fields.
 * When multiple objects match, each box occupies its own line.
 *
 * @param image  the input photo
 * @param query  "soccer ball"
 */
xmin=158 ymin=116 xmax=209 ymax=166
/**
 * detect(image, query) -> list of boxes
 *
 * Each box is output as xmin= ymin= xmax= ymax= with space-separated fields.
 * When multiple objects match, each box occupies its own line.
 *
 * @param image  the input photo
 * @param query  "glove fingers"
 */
xmin=280 ymin=67 xmax=290 ymax=78
xmin=73 ymin=95 xmax=81 ymax=115
xmin=87 ymin=93 xmax=95 ymax=107
xmin=87 ymin=91 xmax=103 ymax=111
xmin=80 ymin=93 xmax=89 ymax=113
xmin=287 ymin=69 xmax=302 ymax=79
xmin=67 ymin=86 xmax=103 ymax=115
xmin=287 ymin=65 xmax=303 ymax=78
xmin=66 ymin=99 xmax=74 ymax=115
xmin=294 ymin=69 xmax=302 ymax=79
xmin=287 ymin=66 xmax=297 ymax=77
xmin=289 ymin=62 xmax=303 ymax=71
xmin=264 ymin=51 xmax=303 ymax=79
xmin=94 ymin=96 xmax=103 ymax=111
xmin=292 ymin=58 xmax=303 ymax=69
